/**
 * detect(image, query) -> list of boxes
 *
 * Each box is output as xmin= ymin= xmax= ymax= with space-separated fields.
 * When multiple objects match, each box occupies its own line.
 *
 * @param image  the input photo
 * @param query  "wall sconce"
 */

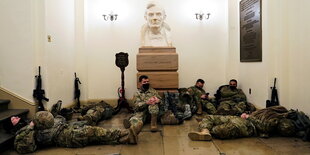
xmin=195 ymin=12 xmax=211 ymax=20
xmin=103 ymin=12 xmax=118 ymax=21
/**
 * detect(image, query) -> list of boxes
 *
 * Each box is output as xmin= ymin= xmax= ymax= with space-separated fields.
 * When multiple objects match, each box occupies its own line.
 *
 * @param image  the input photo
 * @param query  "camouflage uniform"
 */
xmin=14 ymin=112 xmax=135 ymax=154
xmin=197 ymin=106 xmax=292 ymax=139
xmin=217 ymin=85 xmax=247 ymax=115
xmin=129 ymin=87 xmax=161 ymax=128
xmin=79 ymin=101 xmax=114 ymax=125
xmin=188 ymin=86 xmax=217 ymax=114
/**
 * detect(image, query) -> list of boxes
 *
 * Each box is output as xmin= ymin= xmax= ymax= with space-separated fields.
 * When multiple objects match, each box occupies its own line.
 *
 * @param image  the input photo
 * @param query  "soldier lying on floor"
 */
xmin=14 ymin=111 xmax=137 ymax=154
xmin=188 ymin=106 xmax=296 ymax=141
xmin=50 ymin=100 xmax=114 ymax=125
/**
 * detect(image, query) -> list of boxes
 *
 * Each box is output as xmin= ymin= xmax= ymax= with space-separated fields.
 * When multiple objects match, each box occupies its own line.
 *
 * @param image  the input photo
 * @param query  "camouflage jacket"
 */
xmin=133 ymin=87 xmax=161 ymax=112
xmin=219 ymin=85 xmax=247 ymax=102
xmin=248 ymin=106 xmax=288 ymax=137
xmin=14 ymin=115 xmax=70 ymax=154
xmin=188 ymin=86 xmax=207 ymax=104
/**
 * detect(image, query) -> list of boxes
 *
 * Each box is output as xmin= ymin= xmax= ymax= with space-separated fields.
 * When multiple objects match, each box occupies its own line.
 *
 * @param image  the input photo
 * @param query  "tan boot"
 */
xmin=197 ymin=103 xmax=202 ymax=115
xmin=119 ymin=128 xmax=138 ymax=144
xmin=151 ymin=114 xmax=158 ymax=132
xmin=131 ymin=122 xmax=143 ymax=135
xmin=188 ymin=129 xmax=212 ymax=141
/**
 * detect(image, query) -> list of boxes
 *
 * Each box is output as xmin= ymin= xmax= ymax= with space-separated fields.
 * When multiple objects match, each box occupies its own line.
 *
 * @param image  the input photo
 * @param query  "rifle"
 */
xmin=266 ymin=78 xmax=279 ymax=107
xmin=74 ymin=72 xmax=81 ymax=109
xmin=33 ymin=66 xmax=49 ymax=111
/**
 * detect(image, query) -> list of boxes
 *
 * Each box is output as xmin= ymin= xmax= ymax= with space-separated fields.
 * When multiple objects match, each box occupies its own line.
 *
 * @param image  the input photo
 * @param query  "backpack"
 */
xmin=287 ymin=109 xmax=310 ymax=141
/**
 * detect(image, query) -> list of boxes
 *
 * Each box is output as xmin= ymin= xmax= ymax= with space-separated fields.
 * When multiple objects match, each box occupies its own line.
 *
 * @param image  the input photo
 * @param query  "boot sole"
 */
xmin=123 ymin=119 xmax=131 ymax=129
xmin=188 ymin=132 xmax=212 ymax=141
xmin=129 ymin=127 xmax=138 ymax=144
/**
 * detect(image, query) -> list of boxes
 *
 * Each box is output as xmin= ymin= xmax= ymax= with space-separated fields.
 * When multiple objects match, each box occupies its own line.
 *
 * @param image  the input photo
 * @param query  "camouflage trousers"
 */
xmin=130 ymin=104 xmax=159 ymax=127
xmin=201 ymin=100 xmax=217 ymax=115
xmin=80 ymin=102 xmax=114 ymax=125
xmin=198 ymin=115 xmax=255 ymax=139
xmin=217 ymin=101 xmax=246 ymax=115
xmin=56 ymin=126 xmax=123 ymax=147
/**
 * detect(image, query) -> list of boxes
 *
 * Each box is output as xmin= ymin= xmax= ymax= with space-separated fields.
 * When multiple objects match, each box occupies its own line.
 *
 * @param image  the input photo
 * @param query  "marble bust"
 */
xmin=141 ymin=2 xmax=172 ymax=47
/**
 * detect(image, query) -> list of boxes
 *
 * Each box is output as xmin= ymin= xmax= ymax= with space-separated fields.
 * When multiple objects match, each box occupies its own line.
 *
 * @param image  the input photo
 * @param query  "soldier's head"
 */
xmin=139 ymin=75 xmax=150 ymax=91
xmin=195 ymin=79 xmax=205 ymax=89
xmin=277 ymin=118 xmax=296 ymax=136
xmin=33 ymin=111 xmax=54 ymax=130
xmin=229 ymin=79 xmax=238 ymax=90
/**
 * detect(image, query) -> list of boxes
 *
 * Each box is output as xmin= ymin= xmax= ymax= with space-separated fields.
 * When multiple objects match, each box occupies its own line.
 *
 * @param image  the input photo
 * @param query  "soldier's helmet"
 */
xmin=33 ymin=111 xmax=54 ymax=130
xmin=277 ymin=118 xmax=296 ymax=136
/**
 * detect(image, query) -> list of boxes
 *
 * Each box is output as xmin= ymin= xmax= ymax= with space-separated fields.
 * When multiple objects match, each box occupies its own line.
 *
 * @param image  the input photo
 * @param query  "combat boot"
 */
xmin=119 ymin=128 xmax=138 ymax=144
xmin=161 ymin=111 xmax=179 ymax=125
xmin=50 ymin=100 xmax=62 ymax=117
xmin=188 ymin=129 xmax=212 ymax=141
xmin=183 ymin=104 xmax=192 ymax=120
xmin=151 ymin=114 xmax=158 ymax=132
xmin=197 ymin=103 xmax=202 ymax=115
xmin=123 ymin=118 xmax=143 ymax=135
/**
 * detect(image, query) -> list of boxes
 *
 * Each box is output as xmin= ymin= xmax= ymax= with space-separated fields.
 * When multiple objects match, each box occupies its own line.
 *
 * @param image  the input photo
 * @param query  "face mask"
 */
xmin=230 ymin=86 xmax=237 ymax=90
xmin=195 ymin=85 xmax=203 ymax=89
xmin=142 ymin=83 xmax=150 ymax=90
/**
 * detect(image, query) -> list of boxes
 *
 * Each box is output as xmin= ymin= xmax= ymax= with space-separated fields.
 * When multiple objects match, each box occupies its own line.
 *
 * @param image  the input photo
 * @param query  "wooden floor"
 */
xmin=3 ymin=109 xmax=310 ymax=155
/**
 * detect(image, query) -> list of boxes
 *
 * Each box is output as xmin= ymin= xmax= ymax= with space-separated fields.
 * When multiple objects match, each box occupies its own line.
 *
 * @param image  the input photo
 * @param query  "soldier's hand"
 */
xmin=200 ymin=94 xmax=206 ymax=99
xmin=153 ymin=96 xmax=160 ymax=103
xmin=29 ymin=121 xmax=34 ymax=127
xmin=147 ymin=97 xmax=156 ymax=105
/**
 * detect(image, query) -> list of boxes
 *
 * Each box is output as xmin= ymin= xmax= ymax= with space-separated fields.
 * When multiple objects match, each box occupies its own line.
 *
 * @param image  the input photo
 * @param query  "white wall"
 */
xmin=0 ymin=0 xmax=35 ymax=101
xmin=228 ymin=0 xmax=310 ymax=114
xmin=85 ymin=0 xmax=229 ymax=99
xmin=2 ymin=0 xmax=309 ymax=114
xmin=0 ymin=0 xmax=229 ymax=109
xmin=44 ymin=0 xmax=76 ymax=108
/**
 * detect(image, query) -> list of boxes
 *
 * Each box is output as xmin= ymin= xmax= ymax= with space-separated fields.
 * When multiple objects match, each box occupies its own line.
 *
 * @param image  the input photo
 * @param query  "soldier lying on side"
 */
xmin=14 ymin=111 xmax=137 ymax=154
xmin=188 ymin=106 xmax=296 ymax=141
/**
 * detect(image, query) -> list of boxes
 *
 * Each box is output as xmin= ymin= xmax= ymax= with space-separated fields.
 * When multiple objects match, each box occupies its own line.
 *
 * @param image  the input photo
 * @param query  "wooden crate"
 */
xmin=137 ymin=53 xmax=178 ymax=71
xmin=137 ymin=72 xmax=178 ymax=89
xmin=139 ymin=47 xmax=176 ymax=53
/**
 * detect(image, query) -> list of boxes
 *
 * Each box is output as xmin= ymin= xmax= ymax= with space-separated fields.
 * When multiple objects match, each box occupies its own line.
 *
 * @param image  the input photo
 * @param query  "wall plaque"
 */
xmin=240 ymin=0 xmax=262 ymax=62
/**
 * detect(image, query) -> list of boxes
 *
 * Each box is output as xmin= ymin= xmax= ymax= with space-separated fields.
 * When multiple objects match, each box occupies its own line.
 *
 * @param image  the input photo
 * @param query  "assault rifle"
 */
xmin=266 ymin=78 xmax=279 ymax=107
xmin=74 ymin=72 xmax=81 ymax=109
xmin=33 ymin=66 xmax=49 ymax=111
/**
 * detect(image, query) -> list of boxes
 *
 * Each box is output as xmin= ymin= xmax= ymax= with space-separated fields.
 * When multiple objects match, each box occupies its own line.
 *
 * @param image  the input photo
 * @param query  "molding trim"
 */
xmin=0 ymin=87 xmax=35 ymax=106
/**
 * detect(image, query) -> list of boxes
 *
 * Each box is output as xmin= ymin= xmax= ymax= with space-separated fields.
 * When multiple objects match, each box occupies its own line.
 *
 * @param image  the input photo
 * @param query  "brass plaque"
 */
xmin=240 ymin=0 xmax=262 ymax=62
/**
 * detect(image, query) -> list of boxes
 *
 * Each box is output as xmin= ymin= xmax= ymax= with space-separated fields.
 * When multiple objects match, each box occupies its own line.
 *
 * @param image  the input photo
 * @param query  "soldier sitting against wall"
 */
xmin=188 ymin=106 xmax=296 ymax=141
xmin=188 ymin=79 xmax=217 ymax=115
xmin=215 ymin=79 xmax=255 ymax=115
xmin=14 ymin=111 xmax=137 ymax=154
xmin=123 ymin=75 xmax=161 ymax=134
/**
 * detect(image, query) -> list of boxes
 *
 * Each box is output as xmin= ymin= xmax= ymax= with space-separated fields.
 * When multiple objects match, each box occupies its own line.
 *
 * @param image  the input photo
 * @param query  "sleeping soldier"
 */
xmin=14 ymin=111 xmax=137 ymax=154
xmin=188 ymin=106 xmax=296 ymax=141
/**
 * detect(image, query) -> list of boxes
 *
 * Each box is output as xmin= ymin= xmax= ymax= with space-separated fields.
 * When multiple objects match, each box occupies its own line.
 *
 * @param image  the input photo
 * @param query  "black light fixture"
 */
xmin=195 ymin=12 xmax=211 ymax=20
xmin=103 ymin=12 xmax=118 ymax=21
